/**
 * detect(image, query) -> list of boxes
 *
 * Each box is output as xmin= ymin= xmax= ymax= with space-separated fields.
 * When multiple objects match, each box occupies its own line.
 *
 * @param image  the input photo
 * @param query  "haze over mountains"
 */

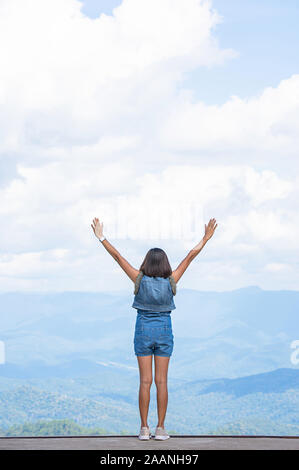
xmin=0 ymin=286 xmax=297 ymax=379
xmin=0 ymin=367 xmax=298 ymax=435
xmin=0 ymin=286 xmax=298 ymax=435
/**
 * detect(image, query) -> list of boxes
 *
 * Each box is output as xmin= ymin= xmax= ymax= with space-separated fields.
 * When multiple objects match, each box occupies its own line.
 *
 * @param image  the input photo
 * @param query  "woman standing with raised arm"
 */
xmin=91 ymin=217 xmax=217 ymax=440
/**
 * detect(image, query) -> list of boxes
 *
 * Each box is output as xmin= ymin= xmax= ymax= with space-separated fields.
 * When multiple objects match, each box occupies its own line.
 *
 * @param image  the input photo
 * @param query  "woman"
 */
xmin=91 ymin=217 xmax=217 ymax=440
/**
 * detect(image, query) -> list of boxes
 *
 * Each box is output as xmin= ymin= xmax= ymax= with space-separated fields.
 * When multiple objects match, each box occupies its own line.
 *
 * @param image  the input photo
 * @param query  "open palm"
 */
xmin=204 ymin=218 xmax=217 ymax=241
xmin=91 ymin=218 xmax=103 ymax=239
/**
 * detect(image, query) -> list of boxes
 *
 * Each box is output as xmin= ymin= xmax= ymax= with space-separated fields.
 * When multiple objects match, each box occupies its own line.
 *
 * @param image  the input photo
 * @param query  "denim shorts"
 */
xmin=134 ymin=314 xmax=174 ymax=357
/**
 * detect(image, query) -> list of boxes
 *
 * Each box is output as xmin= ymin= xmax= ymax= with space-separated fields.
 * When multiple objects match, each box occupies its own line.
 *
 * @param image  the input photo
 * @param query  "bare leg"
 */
xmin=136 ymin=355 xmax=153 ymax=428
xmin=154 ymin=356 xmax=170 ymax=428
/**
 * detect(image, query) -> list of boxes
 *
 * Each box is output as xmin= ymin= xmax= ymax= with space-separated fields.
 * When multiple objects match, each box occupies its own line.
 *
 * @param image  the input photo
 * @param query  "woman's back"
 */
xmin=132 ymin=273 xmax=176 ymax=316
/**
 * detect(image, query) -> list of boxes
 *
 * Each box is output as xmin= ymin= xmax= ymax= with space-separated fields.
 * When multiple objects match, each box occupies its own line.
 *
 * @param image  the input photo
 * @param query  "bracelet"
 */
xmin=99 ymin=235 xmax=106 ymax=242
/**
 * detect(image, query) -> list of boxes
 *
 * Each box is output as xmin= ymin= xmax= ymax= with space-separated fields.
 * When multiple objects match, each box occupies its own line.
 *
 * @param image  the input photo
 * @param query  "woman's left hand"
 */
xmin=91 ymin=218 xmax=104 ymax=239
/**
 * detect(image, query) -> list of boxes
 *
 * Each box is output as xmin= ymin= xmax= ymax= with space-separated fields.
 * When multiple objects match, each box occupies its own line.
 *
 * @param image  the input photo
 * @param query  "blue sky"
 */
xmin=0 ymin=0 xmax=298 ymax=293
xmin=79 ymin=0 xmax=299 ymax=104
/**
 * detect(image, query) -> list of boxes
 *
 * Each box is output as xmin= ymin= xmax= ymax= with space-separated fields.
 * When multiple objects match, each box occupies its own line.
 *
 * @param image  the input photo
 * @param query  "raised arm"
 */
xmin=171 ymin=218 xmax=218 ymax=283
xmin=91 ymin=218 xmax=140 ymax=283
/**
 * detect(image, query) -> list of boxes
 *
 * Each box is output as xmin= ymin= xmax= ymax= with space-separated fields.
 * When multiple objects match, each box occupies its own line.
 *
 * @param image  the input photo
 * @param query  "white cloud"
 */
xmin=0 ymin=0 xmax=236 ymax=156
xmin=159 ymin=74 xmax=299 ymax=156
xmin=264 ymin=263 xmax=292 ymax=273
xmin=0 ymin=159 xmax=297 ymax=291
xmin=242 ymin=167 xmax=292 ymax=207
xmin=0 ymin=249 xmax=70 ymax=277
xmin=0 ymin=0 xmax=298 ymax=292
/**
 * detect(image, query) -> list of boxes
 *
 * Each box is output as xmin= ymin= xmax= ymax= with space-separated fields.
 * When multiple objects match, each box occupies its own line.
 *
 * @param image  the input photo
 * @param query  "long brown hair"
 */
xmin=139 ymin=248 xmax=172 ymax=278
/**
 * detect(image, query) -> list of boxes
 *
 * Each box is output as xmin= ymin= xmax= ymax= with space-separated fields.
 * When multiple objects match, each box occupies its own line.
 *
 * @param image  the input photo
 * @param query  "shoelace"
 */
xmin=140 ymin=427 xmax=151 ymax=435
xmin=155 ymin=427 xmax=168 ymax=435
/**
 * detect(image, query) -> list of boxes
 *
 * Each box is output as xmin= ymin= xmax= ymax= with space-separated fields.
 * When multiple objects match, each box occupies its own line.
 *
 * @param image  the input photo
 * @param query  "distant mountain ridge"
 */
xmin=0 ymin=286 xmax=298 ymax=380
xmin=0 ymin=367 xmax=298 ymax=435
xmin=197 ymin=367 xmax=299 ymax=397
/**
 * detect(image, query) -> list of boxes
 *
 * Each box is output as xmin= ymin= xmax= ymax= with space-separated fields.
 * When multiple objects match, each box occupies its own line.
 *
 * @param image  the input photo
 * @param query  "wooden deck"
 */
xmin=0 ymin=435 xmax=298 ymax=450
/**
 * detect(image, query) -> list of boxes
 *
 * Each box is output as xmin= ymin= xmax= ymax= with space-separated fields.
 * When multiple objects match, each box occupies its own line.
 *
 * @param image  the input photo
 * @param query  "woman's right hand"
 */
xmin=204 ymin=218 xmax=217 ymax=241
xmin=91 ymin=217 xmax=104 ymax=239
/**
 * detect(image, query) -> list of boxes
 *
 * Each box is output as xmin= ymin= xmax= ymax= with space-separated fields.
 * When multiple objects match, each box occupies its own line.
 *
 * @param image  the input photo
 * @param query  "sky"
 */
xmin=0 ymin=0 xmax=298 ymax=293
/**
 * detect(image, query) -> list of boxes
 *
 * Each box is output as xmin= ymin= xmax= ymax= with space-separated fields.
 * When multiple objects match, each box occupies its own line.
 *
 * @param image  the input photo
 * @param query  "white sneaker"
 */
xmin=154 ymin=426 xmax=170 ymax=440
xmin=138 ymin=426 xmax=152 ymax=440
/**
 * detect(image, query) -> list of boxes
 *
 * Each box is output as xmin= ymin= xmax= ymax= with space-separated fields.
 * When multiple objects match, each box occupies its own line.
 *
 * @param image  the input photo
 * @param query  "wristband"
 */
xmin=99 ymin=235 xmax=106 ymax=242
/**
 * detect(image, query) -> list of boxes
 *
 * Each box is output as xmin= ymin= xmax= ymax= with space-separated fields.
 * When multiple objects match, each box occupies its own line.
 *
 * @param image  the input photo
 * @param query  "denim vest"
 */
xmin=132 ymin=273 xmax=176 ymax=313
